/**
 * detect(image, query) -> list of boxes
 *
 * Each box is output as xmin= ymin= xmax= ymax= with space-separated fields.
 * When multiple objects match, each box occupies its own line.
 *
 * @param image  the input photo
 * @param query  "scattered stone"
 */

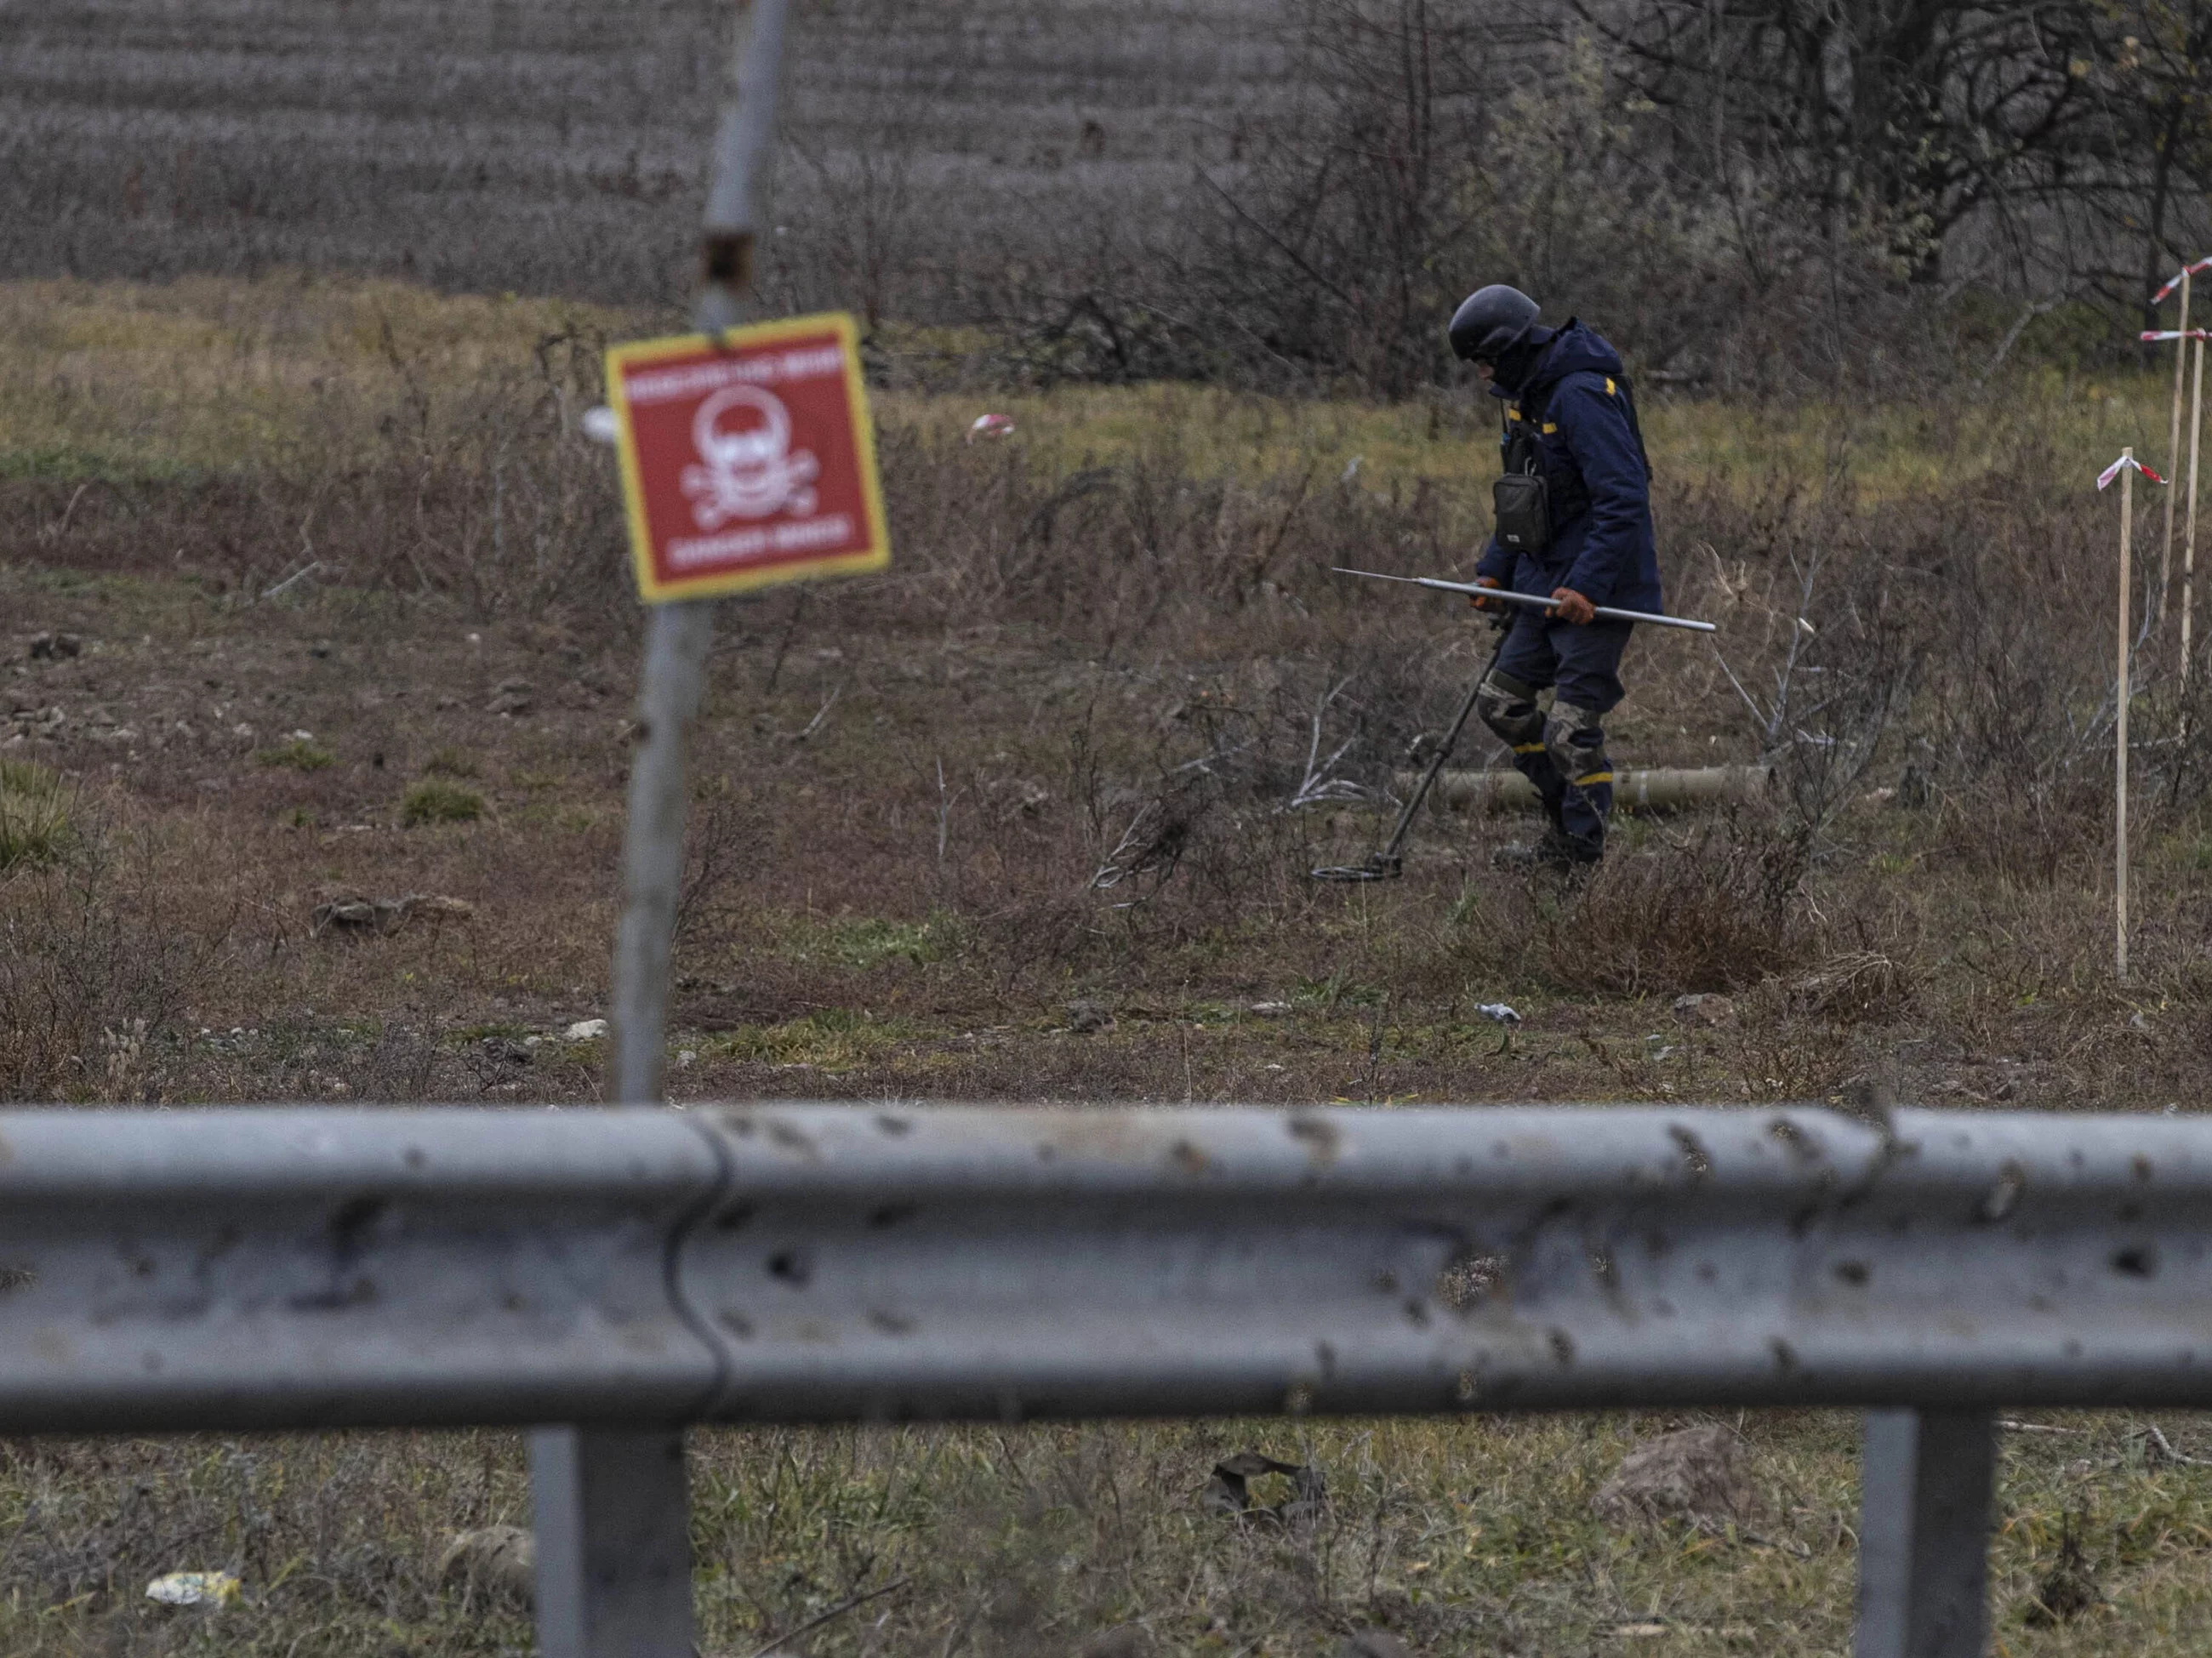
xmin=1248 ymin=1000 xmax=1292 ymax=1017
xmin=1066 ymin=999 xmax=1113 ymax=1034
xmin=1593 ymin=1424 xmax=1763 ymax=1531
xmin=436 ymin=1524 xmax=533 ymax=1609
xmin=28 ymin=632 xmax=81 ymax=661
xmin=1075 ymin=1627 xmax=1154 ymax=1658
xmin=311 ymin=894 xmax=476 ymax=937
xmin=487 ymin=678 xmax=535 ymax=715
xmin=1671 ymin=993 xmax=1735 ymax=1028
xmin=1203 ymin=1451 xmax=1326 ymax=1526
xmin=1340 ymin=1633 xmax=1415 ymax=1658
xmin=563 ymin=1018 xmax=609 ymax=1041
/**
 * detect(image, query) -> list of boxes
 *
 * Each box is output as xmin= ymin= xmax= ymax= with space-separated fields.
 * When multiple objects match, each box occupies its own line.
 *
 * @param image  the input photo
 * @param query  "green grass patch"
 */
xmin=401 ymin=778 xmax=486 ymax=826
xmin=705 ymin=1010 xmax=933 ymax=1073
xmin=0 ymin=759 xmax=72 ymax=869
xmin=422 ymin=746 xmax=479 ymax=778
xmin=257 ymin=737 xmax=334 ymax=771
xmin=750 ymin=910 xmax=959 ymax=971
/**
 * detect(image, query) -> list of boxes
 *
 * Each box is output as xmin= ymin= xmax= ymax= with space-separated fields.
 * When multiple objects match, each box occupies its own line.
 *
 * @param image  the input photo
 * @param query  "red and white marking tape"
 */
xmin=2152 ymin=259 xmax=2212 ymax=305
xmin=2099 ymin=454 xmax=2169 ymax=491
xmin=2142 ymin=329 xmax=2212 ymax=343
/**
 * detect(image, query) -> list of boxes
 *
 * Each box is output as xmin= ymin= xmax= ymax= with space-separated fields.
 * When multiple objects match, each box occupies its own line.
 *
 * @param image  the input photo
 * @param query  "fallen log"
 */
xmin=1401 ymin=765 xmax=1771 ymax=814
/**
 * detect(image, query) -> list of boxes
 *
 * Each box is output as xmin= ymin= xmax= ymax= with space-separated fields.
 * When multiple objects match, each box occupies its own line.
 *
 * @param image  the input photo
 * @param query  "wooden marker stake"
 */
xmin=2188 ymin=336 xmax=2207 ymax=687
xmin=2118 ymin=447 xmax=2135 ymax=982
xmin=2165 ymin=272 xmax=2192 ymax=624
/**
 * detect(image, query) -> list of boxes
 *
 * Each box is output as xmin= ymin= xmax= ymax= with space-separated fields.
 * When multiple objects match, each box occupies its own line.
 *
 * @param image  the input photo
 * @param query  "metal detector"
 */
xmin=1309 ymin=625 xmax=1508 ymax=882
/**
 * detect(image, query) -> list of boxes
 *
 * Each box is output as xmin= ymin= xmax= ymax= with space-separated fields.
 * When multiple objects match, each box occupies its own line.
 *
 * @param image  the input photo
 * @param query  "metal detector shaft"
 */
xmin=1331 ymin=567 xmax=1718 ymax=634
xmin=1377 ymin=645 xmax=1497 ymax=866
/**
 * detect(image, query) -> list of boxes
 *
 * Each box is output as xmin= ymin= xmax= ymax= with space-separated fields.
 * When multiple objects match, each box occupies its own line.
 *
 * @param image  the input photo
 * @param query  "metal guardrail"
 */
xmin=1 ymin=1102 xmax=2204 ymax=1656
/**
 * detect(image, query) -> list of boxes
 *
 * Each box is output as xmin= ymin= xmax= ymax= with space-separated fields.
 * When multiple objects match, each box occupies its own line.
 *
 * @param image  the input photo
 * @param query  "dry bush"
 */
xmin=0 ymin=813 xmax=227 ymax=1102
xmin=1534 ymin=818 xmax=1817 ymax=997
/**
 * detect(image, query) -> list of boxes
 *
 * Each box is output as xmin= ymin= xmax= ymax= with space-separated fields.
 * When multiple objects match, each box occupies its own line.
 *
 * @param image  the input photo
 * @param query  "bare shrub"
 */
xmin=1536 ymin=818 xmax=1816 ymax=997
xmin=0 ymin=814 xmax=227 ymax=1102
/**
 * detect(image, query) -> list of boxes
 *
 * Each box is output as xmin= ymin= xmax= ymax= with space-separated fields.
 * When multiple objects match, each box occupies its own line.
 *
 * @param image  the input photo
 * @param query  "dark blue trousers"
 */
xmin=1486 ymin=613 xmax=1633 ymax=857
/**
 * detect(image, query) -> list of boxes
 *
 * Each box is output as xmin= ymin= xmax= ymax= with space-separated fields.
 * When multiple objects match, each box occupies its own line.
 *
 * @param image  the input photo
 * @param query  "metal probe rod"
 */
xmin=1331 ymin=567 xmax=1719 ymax=633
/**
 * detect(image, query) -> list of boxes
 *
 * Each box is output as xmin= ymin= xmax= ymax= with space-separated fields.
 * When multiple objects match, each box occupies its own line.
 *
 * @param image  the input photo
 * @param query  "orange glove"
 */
xmin=1550 ymin=587 xmax=1595 ymax=625
xmin=1468 ymin=576 xmax=1509 ymax=615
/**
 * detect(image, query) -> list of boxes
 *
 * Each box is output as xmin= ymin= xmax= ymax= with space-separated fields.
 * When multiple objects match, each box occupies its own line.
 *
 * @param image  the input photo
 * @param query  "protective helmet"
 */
xmin=1448 ymin=285 xmax=1540 ymax=362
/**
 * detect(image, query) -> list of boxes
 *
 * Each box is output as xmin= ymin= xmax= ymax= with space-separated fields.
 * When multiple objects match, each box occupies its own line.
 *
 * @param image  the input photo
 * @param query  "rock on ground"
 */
xmin=1591 ymin=1424 xmax=1763 ymax=1530
xmin=436 ymin=1524 xmax=534 ymax=1608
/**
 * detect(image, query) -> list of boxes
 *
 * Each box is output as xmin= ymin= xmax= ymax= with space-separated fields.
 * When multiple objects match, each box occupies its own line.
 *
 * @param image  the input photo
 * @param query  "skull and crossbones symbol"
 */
xmin=681 ymin=384 xmax=819 ymax=529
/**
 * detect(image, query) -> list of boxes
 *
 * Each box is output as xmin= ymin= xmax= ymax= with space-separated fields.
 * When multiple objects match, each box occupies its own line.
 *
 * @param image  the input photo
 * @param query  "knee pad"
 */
xmin=1476 ymin=669 xmax=1545 ymax=752
xmin=1544 ymin=701 xmax=1613 ymax=788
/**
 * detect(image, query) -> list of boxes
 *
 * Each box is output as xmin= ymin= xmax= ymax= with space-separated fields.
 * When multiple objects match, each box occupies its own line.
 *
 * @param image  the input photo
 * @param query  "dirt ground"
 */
xmin=9 ymin=274 xmax=2212 ymax=1655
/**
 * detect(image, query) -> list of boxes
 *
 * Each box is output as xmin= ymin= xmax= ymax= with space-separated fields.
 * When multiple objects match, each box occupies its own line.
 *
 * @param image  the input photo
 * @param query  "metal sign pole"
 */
xmin=533 ymin=4 xmax=795 ymax=1655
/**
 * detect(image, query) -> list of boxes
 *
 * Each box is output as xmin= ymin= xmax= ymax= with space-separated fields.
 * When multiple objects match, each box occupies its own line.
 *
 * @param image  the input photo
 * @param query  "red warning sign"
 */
xmin=606 ymin=313 xmax=890 ymax=602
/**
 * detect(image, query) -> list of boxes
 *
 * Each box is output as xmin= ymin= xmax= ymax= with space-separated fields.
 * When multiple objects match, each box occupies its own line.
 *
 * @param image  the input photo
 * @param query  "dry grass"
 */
xmin=7 ymin=1413 xmax=2212 ymax=1655
xmin=4 ymin=273 xmax=2212 ymax=1650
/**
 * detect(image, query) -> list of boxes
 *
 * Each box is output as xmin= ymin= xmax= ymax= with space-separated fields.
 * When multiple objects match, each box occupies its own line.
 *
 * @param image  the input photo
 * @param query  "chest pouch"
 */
xmin=1493 ymin=422 xmax=1552 ymax=554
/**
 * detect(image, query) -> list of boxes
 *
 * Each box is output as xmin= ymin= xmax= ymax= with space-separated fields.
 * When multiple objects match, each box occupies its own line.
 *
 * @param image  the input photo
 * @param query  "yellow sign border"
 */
xmin=606 ymin=311 xmax=891 ymax=603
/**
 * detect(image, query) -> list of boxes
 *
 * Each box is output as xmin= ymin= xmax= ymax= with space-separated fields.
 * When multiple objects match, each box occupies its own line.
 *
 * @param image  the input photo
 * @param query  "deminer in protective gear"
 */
xmin=1449 ymin=284 xmax=1663 ymax=868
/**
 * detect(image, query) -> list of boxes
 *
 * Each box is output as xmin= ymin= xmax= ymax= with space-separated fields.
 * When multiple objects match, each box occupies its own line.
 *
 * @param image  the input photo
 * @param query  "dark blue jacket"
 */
xmin=1473 ymin=321 xmax=1663 ymax=613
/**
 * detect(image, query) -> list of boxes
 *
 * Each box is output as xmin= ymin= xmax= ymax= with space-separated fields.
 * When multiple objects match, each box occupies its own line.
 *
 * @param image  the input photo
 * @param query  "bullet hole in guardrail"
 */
xmin=869 ymin=1309 xmax=915 ymax=1336
xmin=868 ymin=1202 xmax=919 ymax=1228
xmin=873 ymin=1114 xmax=912 ymax=1136
xmin=1765 ymin=1117 xmax=1818 ymax=1161
xmin=1833 ymin=1259 xmax=1871 ymax=1286
xmin=717 ymin=1308 xmax=754 ymax=1337
xmin=1589 ymin=1247 xmax=1616 ymax=1285
xmin=130 ymin=1256 xmax=156 ymax=1279
xmin=2112 ymin=1246 xmax=2157 ymax=1279
xmin=2063 ymin=1337 xmax=2084 ymax=1359
xmin=721 ymin=1112 xmax=755 ymax=1137
xmin=329 ymin=1195 xmax=388 ymax=1247
xmin=1455 ymin=1369 xmax=1478 ymax=1404
xmin=1540 ymin=1195 xmax=1574 ymax=1222
xmin=1548 ymin=1330 xmax=1576 ymax=1365
xmin=1668 ymin=1125 xmax=1712 ymax=1181
xmin=767 ymin=1120 xmax=818 ymax=1157
xmin=1374 ymin=1269 xmax=1400 ymax=1293
xmin=1436 ymin=1251 xmax=1507 ymax=1310
xmin=0 ymin=1265 xmax=34 ymax=1294
xmin=1696 ymin=1262 xmax=1718 ymax=1282
xmin=502 ymin=1291 xmax=524 ymax=1312
xmin=1035 ymin=1142 xmax=1058 ymax=1162
xmin=1314 ymin=1341 xmax=1337 ymax=1378
xmin=1287 ymin=1115 xmax=1341 ymax=1165
xmin=715 ymin=1203 xmax=755 ymax=1232
xmin=1770 ymin=1337 xmax=1799 ymax=1372
xmin=1787 ymin=1205 xmax=1822 ymax=1237
xmin=1404 ymin=1299 xmax=1430 ymax=1327
xmin=1979 ymin=1161 xmax=2026 ymax=1223
xmin=2133 ymin=1154 xmax=2154 ymax=1182
xmin=1172 ymin=1140 xmax=1210 ymax=1176
xmin=1283 ymin=1383 xmax=1314 ymax=1415
xmin=403 ymin=1146 xmax=426 ymax=1169
xmin=767 ymin=1250 xmax=812 ymax=1286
